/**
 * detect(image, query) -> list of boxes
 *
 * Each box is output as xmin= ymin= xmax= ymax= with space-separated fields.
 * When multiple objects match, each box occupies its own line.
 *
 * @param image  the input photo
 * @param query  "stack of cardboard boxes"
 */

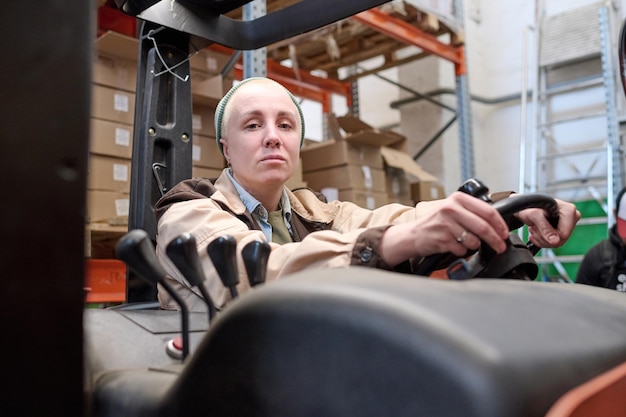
xmin=89 ymin=31 xmax=137 ymax=226
xmin=88 ymin=32 xmax=230 ymax=227
xmin=86 ymin=31 xmax=230 ymax=301
xmin=188 ymin=47 xmax=231 ymax=179
xmin=301 ymin=115 xmax=445 ymax=209
xmin=88 ymin=34 xmax=444 ymax=223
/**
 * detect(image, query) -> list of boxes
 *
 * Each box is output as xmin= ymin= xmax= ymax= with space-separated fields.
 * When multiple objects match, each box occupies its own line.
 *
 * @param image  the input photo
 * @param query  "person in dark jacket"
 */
xmin=576 ymin=187 xmax=626 ymax=291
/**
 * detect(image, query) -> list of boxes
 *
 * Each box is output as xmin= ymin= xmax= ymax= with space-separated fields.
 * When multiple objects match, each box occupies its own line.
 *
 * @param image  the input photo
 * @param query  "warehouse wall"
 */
xmin=295 ymin=0 xmax=626 ymax=198
xmin=352 ymin=0 xmax=626 ymax=196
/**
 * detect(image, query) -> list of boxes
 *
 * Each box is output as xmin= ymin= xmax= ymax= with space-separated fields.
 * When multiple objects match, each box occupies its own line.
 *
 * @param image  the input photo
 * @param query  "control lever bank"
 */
xmin=86 ymin=268 xmax=626 ymax=417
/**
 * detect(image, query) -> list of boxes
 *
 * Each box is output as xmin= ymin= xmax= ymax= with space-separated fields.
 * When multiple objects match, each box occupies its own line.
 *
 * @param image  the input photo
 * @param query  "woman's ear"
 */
xmin=220 ymin=138 xmax=229 ymax=160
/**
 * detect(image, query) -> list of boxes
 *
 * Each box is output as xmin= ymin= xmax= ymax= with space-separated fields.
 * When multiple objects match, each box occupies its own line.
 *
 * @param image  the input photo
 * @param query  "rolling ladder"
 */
xmin=520 ymin=2 xmax=625 ymax=280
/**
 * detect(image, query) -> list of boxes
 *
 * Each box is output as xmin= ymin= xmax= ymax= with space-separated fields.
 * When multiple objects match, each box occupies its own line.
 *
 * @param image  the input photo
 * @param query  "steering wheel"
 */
xmin=413 ymin=179 xmax=560 ymax=281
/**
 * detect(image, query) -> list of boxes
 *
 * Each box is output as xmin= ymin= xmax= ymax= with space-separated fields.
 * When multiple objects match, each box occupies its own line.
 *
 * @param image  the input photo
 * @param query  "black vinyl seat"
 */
xmin=90 ymin=268 xmax=626 ymax=417
xmin=168 ymin=268 xmax=626 ymax=417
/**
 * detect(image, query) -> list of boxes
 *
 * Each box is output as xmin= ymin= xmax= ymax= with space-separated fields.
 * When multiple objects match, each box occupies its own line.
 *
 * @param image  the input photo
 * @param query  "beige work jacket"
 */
xmin=155 ymin=169 xmax=420 ymax=311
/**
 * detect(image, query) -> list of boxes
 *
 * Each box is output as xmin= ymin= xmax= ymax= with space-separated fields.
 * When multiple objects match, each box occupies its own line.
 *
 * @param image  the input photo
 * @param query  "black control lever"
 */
xmin=457 ymin=177 xmax=492 ymax=203
xmin=415 ymin=178 xmax=559 ymax=279
xmin=459 ymin=178 xmax=560 ymax=254
xmin=115 ymin=229 xmax=190 ymax=361
xmin=446 ymin=193 xmax=559 ymax=280
xmin=413 ymin=179 xmax=490 ymax=275
xmin=242 ymin=240 xmax=271 ymax=287
xmin=166 ymin=233 xmax=218 ymax=323
xmin=207 ymin=235 xmax=240 ymax=299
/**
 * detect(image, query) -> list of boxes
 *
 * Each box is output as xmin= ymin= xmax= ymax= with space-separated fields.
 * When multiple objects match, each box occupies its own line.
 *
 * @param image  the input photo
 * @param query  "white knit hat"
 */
xmin=214 ymin=77 xmax=305 ymax=155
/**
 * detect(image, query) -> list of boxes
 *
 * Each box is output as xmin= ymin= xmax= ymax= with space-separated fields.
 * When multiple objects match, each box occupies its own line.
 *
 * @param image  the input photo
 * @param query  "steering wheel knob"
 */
xmin=458 ymin=178 xmax=492 ymax=203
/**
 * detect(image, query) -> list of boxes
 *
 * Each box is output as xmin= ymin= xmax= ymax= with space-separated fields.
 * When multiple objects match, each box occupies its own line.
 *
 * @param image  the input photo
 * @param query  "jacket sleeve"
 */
xmin=155 ymin=197 xmax=418 ymax=311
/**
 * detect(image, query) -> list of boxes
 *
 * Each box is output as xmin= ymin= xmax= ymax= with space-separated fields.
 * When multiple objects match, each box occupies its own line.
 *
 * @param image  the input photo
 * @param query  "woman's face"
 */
xmin=220 ymin=80 xmax=302 ymax=195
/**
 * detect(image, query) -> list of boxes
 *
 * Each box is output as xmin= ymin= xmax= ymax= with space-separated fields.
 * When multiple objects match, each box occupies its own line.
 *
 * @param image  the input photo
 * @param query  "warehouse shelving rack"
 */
xmin=92 ymin=0 xmax=473 ymax=302
xmin=519 ymin=1 xmax=626 ymax=280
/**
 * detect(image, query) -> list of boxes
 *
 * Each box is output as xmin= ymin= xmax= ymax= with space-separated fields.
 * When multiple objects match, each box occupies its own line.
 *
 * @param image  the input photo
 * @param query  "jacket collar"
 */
xmin=212 ymin=169 xmax=338 ymax=224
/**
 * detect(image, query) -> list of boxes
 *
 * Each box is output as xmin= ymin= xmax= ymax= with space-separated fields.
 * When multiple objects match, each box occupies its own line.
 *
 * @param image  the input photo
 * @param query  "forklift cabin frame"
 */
xmin=121 ymin=0 xmax=390 ymax=302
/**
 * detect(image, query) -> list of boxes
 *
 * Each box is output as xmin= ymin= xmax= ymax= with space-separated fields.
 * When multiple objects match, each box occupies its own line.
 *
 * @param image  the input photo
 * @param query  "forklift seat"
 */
xmin=89 ymin=267 xmax=626 ymax=417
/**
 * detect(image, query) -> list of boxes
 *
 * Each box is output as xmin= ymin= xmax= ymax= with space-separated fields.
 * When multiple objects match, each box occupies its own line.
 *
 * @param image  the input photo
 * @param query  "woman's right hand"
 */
xmin=379 ymin=192 xmax=510 ymax=267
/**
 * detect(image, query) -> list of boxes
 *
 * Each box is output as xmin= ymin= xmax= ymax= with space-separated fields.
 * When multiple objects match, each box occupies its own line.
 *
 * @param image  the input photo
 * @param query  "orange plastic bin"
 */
xmin=84 ymin=259 xmax=126 ymax=303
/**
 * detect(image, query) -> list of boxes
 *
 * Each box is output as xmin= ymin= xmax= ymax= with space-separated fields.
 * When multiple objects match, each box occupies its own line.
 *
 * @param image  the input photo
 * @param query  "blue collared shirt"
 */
xmin=226 ymin=169 xmax=293 ymax=242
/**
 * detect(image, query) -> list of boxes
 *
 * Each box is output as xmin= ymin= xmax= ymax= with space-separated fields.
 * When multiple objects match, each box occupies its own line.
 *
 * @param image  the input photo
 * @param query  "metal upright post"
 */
xmin=243 ymin=0 xmax=267 ymax=78
xmin=600 ymin=6 xmax=623 ymax=226
xmin=454 ymin=0 xmax=475 ymax=181
xmin=127 ymin=23 xmax=194 ymax=302
xmin=348 ymin=65 xmax=360 ymax=116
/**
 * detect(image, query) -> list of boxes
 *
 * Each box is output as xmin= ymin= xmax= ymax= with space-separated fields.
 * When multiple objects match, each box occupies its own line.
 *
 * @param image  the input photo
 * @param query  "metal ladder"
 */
xmin=520 ymin=1 xmax=624 ymax=280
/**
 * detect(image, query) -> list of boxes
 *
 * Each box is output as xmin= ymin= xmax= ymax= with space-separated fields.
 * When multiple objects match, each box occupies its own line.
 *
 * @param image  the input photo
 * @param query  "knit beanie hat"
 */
xmin=214 ymin=77 xmax=305 ymax=155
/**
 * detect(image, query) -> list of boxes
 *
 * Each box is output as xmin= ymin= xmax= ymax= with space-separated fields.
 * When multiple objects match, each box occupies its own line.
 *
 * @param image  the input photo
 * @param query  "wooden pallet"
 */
xmin=86 ymin=221 xmax=128 ymax=259
xmin=227 ymin=0 xmax=460 ymax=81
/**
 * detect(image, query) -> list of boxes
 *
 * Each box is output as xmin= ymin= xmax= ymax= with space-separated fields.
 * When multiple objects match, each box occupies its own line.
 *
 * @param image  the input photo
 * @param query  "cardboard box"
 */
xmin=300 ymin=139 xmax=383 ymax=172
xmin=91 ymin=84 xmax=136 ymax=125
xmin=192 ymin=103 xmax=217 ymax=137
xmin=93 ymin=54 xmax=137 ymax=92
xmin=192 ymin=166 xmax=223 ymax=179
xmin=192 ymin=134 xmax=225 ymax=169
xmin=93 ymin=31 xmax=139 ymax=92
xmin=88 ymin=155 xmax=132 ymax=192
xmin=285 ymin=158 xmax=306 ymax=190
xmin=411 ymin=182 xmax=446 ymax=203
xmin=388 ymin=194 xmax=415 ymax=206
xmin=286 ymin=180 xmax=308 ymax=190
xmin=222 ymin=75 xmax=235 ymax=95
xmin=336 ymin=114 xmax=406 ymax=150
xmin=338 ymin=189 xmax=389 ymax=210
xmin=303 ymin=165 xmax=386 ymax=193
xmin=191 ymin=72 xmax=223 ymax=107
xmin=90 ymin=118 xmax=133 ymax=159
xmin=189 ymin=48 xmax=233 ymax=75
xmin=87 ymin=189 xmax=130 ymax=223
xmin=380 ymin=147 xmax=445 ymax=203
xmin=385 ymin=166 xmax=411 ymax=198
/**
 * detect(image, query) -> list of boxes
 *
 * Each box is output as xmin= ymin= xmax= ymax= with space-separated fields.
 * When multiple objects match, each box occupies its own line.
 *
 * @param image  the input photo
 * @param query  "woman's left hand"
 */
xmin=516 ymin=198 xmax=581 ymax=248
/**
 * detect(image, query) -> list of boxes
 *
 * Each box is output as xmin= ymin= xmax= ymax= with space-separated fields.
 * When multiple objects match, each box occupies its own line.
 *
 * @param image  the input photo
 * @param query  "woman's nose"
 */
xmin=263 ymin=126 xmax=282 ymax=147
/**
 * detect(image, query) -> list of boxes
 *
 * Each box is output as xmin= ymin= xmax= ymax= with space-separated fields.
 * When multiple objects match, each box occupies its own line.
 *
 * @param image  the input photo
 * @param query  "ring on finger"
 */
xmin=456 ymin=230 xmax=468 ymax=244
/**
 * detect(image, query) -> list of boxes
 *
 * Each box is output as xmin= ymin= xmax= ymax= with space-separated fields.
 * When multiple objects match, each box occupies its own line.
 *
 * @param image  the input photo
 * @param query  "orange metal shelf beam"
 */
xmin=210 ymin=43 xmax=354 ymax=111
xmin=99 ymin=5 xmax=467 ymax=106
xmin=97 ymin=5 xmax=137 ymax=37
xmin=206 ymin=39 xmax=352 ymax=96
xmin=266 ymin=60 xmax=353 ymax=100
xmin=351 ymin=8 xmax=466 ymax=76
xmin=233 ymin=65 xmax=335 ymax=112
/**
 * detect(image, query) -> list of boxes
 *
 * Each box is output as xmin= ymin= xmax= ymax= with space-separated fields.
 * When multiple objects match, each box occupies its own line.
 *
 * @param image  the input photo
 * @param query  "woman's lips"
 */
xmin=261 ymin=154 xmax=285 ymax=162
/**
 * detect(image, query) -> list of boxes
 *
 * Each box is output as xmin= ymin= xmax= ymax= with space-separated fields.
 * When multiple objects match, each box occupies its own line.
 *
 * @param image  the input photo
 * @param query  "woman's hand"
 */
xmin=380 ymin=192 xmax=510 ymax=266
xmin=516 ymin=198 xmax=581 ymax=248
xmin=380 ymin=193 xmax=581 ymax=267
